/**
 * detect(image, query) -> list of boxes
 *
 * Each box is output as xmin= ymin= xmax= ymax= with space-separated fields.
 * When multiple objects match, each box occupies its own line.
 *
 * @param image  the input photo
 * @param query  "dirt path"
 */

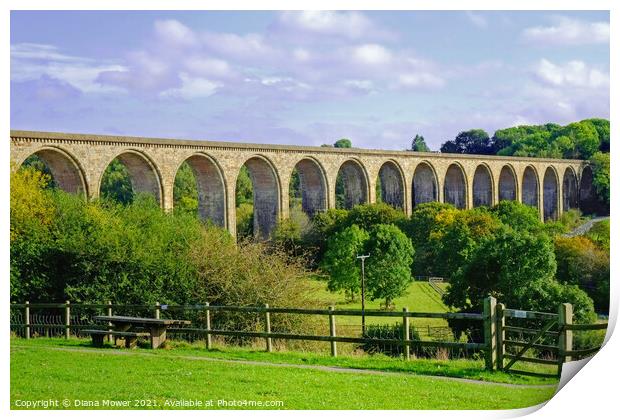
xmin=11 ymin=344 xmax=557 ymax=389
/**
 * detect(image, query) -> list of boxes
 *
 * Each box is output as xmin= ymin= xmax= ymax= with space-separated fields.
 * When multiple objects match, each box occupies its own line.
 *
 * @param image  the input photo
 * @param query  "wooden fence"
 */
xmin=10 ymin=297 xmax=607 ymax=377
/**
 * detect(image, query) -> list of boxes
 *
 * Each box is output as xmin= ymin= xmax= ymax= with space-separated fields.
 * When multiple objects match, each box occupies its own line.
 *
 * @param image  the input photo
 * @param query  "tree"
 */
xmin=173 ymin=162 xmax=199 ymax=215
xmin=589 ymin=151 xmax=610 ymax=206
xmin=490 ymin=201 xmax=543 ymax=233
xmin=444 ymin=227 xmax=556 ymax=312
xmin=558 ymin=121 xmax=599 ymax=160
xmin=411 ymin=134 xmax=430 ymax=152
xmin=320 ymin=225 xmax=369 ymax=300
xmin=236 ymin=165 xmax=253 ymax=206
xmin=554 ymin=236 xmax=609 ymax=314
xmin=365 ymin=224 xmax=414 ymax=308
xmin=440 ymin=129 xmax=493 ymax=155
xmin=334 ymin=138 xmax=352 ymax=148
xmin=100 ymin=159 xmax=133 ymax=204
xmin=583 ymin=118 xmax=610 ymax=152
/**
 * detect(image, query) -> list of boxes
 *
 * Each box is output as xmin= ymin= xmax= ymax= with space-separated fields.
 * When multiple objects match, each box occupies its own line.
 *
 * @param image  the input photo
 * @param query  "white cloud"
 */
xmin=11 ymin=43 xmax=126 ymax=94
xmin=184 ymin=56 xmax=232 ymax=78
xmin=533 ymin=58 xmax=609 ymax=89
xmin=522 ymin=17 xmax=609 ymax=46
xmin=160 ymin=73 xmax=219 ymax=99
xmin=154 ymin=20 xmax=198 ymax=47
xmin=353 ymin=44 xmax=392 ymax=65
xmin=276 ymin=11 xmax=378 ymax=40
xmin=465 ymin=12 xmax=488 ymax=28
xmin=397 ymin=72 xmax=445 ymax=89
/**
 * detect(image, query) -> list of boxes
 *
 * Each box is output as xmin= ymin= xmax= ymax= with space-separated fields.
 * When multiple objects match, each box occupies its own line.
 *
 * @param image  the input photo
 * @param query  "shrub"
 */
xmin=360 ymin=323 xmax=421 ymax=357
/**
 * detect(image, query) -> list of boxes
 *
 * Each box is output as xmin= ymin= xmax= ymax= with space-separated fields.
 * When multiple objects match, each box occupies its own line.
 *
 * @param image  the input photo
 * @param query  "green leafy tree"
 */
xmin=100 ymin=159 xmax=134 ymax=204
xmin=173 ymin=162 xmax=199 ymax=215
xmin=554 ymin=236 xmax=609 ymax=313
xmin=411 ymin=134 xmax=430 ymax=152
xmin=589 ymin=151 xmax=610 ymax=206
xmin=558 ymin=121 xmax=600 ymax=159
xmin=321 ymin=225 xmax=369 ymax=300
xmin=440 ymin=129 xmax=493 ymax=155
xmin=236 ymin=165 xmax=253 ymax=206
xmin=490 ymin=201 xmax=543 ymax=233
xmin=334 ymin=138 xmax=352 ymax=148
xmin=365 ymin=224 xmax=414 ymax=308
xmin=583 ymin=118 xmax=610 ymax=152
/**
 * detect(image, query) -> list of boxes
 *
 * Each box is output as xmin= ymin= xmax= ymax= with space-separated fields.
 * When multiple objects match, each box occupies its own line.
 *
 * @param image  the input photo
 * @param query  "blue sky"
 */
xmin=10 ymin=10 xmax=609 ymax=150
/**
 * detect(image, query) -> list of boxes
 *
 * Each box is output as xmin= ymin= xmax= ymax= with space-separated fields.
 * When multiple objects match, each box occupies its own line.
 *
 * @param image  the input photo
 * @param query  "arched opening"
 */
xmin=472 ymin=164 xmax=493 ymax=207
xmin=443 ymin=163 xmax=467 ymax=209
xmin=543 ymin=167 xmax=559 ymax=221
xmin=412 ymin=162 xmax=438 ymax=207
xmin=521 ymin=166 xmax=539 ymax=209
xmin=579 ymin=166 xmax=597 ymax=215
xmin=562 ymin=168 xmax=579 ymax=212
xmin=19 ymin=148 xmax=87 ymax=195
xmin=173 ymin=154 xmax=226 ymax=227
xmin=335 ymin=160 xmax=368 ymax=209
xmin=498 ymin=165 xmax=517 ymax=202
xmin=290 ymin=158 xmax=327 ymax=218
xmin=100 ymin=151 xmax=162 ymax=205
xmin=377 ymin=161 xmax=404 ymax=210
xmin=237 ymin=156 xmax=280 ymax=240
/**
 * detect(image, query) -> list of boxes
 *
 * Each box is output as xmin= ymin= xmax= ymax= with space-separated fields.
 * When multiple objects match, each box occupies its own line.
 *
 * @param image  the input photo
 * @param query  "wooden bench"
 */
xmin=83 ymin=329 xmax=150 ymax=349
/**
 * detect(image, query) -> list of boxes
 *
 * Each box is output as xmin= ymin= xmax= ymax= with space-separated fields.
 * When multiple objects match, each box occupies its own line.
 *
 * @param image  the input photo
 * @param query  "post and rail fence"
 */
xmin=10 ymin=297 xmax=606 ymax=378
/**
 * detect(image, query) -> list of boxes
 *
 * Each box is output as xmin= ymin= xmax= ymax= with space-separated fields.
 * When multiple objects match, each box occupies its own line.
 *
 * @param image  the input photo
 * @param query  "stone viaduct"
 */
xmin=10 ymin=130 xmax=595 ymax=239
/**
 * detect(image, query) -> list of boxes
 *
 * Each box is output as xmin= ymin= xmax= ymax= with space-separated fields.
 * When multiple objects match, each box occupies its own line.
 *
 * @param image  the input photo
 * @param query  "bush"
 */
xmin=360 ymin=323 xmax=421 ymax=357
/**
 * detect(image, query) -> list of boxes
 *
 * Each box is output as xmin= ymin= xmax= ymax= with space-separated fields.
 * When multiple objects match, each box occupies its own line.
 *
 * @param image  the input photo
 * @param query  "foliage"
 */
xmin=554 ymin=236 xmax=610 ymax=314
xmin=235 ymin=203 xmax=254 ymax=241
xmin=404 ymin=203 xmax=500 ymax=278
xmin=444 ymin=226 xmax=596 ymax=323
xmin=440 ymin=129 xmax=493 ymax=155
xmin=320 ymin=225 xmax=369 ymax=300
xmin=589 ymin=151 xmax=610 ymax=206
xmin=100 ymin=158 xmax=133 ymax=204
xmin=334 ymin=138 xmax=352 ymax=148
xmin=585 ymin=219 xmax=610 ymax=251
xmin=411 ymin=134 xmax=430 ymax=152
xmin=558 ymin=121 xmax=600 ymax=159
xmin=364 ymin=224 xmax=414 ymax=308
xmin=490 ymin=201 xmax=543 ymax=233
xmin=361 ymin=323 xmax=421 ymax=357
xmin=173 ymin=162 xmax=199 ymax=215
xmin=235 ymin=165 xmax=253 ymax=206
xmin=346 ymin=202 xmax=408 ymax=231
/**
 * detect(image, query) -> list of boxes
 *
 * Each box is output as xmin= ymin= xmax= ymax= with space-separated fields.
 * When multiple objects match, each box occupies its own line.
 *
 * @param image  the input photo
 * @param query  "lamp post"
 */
xmin=357 ymin=254 xmax=370 ymax=335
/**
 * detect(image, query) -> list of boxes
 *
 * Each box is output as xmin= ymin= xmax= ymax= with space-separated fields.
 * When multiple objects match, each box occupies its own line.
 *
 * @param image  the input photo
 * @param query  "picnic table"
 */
xmin=84 ymin=315 xmax=191 ymax=349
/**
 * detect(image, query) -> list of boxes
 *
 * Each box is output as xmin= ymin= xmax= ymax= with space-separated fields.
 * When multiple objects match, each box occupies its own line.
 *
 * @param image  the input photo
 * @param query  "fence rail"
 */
xmin=10 ymin=297 xmax=607 ymax=377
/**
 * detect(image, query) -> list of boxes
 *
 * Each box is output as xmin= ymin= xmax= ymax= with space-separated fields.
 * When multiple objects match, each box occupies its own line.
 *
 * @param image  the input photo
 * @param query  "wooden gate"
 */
xmin=495 ymin=303 xmax=607 ymax=378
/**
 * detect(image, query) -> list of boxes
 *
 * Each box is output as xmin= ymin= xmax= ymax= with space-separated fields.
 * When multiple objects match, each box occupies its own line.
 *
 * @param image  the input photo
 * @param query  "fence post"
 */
xmin=154 ymin=302 xmax=160 ymax=320
xmin=483 ymin=296 xmax=497 ymax=371
xmin=558 ymin=303 xmax=574 ymax=372
xmin=205 ymin=302 xmax=212 ymax=350
xmin=24 ymin=301 xmax=30 ymax=339
xmin=328 ymin=306 xmax=337 ymax=357
xmin=496 ymin=303 xmax=505 ymax=371
xmin=403 ymin=307 xmax=410 ymax=361
xmin=107 ymin=300 xmax=113 ymax=343
xmin=65 ymin=301 xmax=71 ymax=339
xmin=264 ymin=304 xmax=272 ymax=352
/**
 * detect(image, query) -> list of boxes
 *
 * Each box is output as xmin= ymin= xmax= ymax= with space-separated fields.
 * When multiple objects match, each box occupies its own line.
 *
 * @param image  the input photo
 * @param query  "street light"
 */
xmin=356 ymin=254 xmax=370 ymax=335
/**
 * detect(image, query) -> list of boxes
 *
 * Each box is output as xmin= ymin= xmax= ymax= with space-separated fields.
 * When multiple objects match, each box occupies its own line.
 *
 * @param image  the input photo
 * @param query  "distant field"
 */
xmin=10 ymin=339 xmax=557 ymax=410
xmin=306 ymin=278 xmax=453 ymax=336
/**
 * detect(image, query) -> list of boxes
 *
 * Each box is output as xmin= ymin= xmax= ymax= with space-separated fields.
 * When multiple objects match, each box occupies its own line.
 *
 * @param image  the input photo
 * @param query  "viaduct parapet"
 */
xmin=10 ymin=130 xmax=594 ymax=239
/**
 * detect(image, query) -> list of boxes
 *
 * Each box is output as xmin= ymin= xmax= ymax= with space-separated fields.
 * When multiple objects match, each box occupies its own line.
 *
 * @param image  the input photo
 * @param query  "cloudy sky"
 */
xmin=10 ymin=10 xmax=609 ymax=150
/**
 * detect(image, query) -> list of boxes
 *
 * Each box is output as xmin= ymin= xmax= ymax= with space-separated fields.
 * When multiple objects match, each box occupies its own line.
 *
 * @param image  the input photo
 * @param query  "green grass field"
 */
xmin=305 ymin=278 xmax=453 ymax=338
xmin=11 ymin=338 xmax=557 ymax=410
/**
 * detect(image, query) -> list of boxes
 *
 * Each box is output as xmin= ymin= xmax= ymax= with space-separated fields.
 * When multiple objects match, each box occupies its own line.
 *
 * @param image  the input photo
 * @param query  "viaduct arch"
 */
xmin=11 ymin=130 xmax=590 ymax=239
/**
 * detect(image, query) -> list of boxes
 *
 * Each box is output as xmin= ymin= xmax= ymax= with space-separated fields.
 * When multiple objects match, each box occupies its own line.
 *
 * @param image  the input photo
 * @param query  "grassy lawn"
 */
xmin=306 ymin=279 xmax=452 ymax=334
xmin=11 ymin=338 xmax=556 ymax=410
